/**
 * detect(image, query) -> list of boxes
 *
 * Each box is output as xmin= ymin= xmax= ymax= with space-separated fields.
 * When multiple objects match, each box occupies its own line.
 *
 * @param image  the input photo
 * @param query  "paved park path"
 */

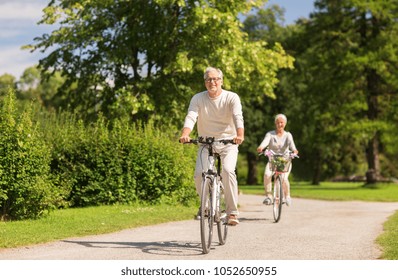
xmin=1 ymin=194 xmax=398 ymax=260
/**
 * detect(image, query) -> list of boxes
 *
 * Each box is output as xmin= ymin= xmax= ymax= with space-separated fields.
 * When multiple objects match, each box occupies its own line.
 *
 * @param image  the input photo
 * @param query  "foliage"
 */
xmin=27 ymin=0 xmax=293 ymax=123
xmin=40 ymin=112 xmax=198 ymax=207
xmin=0 ymin=90 xmax=55 ymax=220
xmin=269 ymin=155 xmax=290 ymax=172
xmin=0 ymin=74 xmax=17 ymax=97
xmin=255 ymin=0 xmax=398 ymax=184
xmin=10 ymin=0 xmax=398 ymax=190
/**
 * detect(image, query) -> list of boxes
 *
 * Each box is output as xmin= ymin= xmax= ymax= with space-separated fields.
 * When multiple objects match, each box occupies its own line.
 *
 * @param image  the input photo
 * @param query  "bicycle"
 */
xmin=260 ymin=149 xmax=298 ymax=223
xmin=185 ymin=136 xmax=235 ymax=254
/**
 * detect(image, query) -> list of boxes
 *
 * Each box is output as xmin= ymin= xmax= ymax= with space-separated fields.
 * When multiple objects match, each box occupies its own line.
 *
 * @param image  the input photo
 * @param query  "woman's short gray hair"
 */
xmin=275 ymin=114 xmax=287 ymax=123
xmin=204 ymin=67 xmax=223 ymax=80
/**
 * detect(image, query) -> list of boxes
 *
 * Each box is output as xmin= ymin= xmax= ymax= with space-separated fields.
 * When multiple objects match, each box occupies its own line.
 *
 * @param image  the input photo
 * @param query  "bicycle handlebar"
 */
xmin=181 ymin=136 xmax=235 ymax=145
xmin=259 ymin=148 xmax=299 ymax=159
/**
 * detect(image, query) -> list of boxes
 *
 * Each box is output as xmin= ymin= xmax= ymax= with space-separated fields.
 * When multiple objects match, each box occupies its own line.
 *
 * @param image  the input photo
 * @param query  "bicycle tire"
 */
xmin=273 ymin=175 xmax=283 ymax=222
xmin=216 ymin=181 xmax=228 ymax=245
xmin=200 ymin=177 xmax=214 ymax=254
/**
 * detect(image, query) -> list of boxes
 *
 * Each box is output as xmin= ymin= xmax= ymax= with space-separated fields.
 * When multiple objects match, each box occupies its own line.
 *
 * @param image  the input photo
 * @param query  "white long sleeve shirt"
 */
xmin=258 ymin=130 xmax=297 ymax=154
xmin=183 ymin=89 xmax=244 ymax=139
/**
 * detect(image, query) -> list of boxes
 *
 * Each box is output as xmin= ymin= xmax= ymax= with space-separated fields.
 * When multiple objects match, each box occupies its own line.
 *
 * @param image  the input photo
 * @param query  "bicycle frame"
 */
xmin=186 ymin=136 xmax=233 ymax=253
xmin=201 ymin=140 xmax=222 ymax=220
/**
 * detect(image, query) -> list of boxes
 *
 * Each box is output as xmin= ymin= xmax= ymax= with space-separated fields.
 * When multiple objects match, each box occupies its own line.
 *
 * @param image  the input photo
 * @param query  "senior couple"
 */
xmin=179 ymin=67 xmax=298 ymax=226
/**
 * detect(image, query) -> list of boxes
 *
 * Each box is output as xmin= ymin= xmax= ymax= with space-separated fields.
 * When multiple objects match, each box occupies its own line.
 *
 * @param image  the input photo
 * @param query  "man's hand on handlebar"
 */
xmin=179 ymin=135 xmax=191 ymax=143
xmin=233 ymin=136 xmax=244 ymax=145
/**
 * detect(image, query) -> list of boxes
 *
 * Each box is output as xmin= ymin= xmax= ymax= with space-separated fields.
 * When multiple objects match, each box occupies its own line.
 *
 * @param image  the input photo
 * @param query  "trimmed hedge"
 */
xmin=43 ymin=114 xmax=198 ymax=208
xmin=1 ymin=90 xmax=198 ymax=220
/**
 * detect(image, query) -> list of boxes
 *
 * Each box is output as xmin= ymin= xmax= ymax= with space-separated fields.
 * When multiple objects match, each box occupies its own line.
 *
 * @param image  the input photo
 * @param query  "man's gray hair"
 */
xmin=275 ymin=114 xmax=287 ymax=123
xmin=204 ymin=67 xmax=223 ymax=80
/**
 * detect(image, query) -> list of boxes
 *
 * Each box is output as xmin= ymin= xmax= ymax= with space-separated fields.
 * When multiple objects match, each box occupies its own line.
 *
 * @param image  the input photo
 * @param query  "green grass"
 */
xmin=240 ymin=181 xmax=398 ymax=202
xmin=377 ymin=211 xmax=398 ymax=259
xmin=1 ymin=182 xmax=398 ymax=259
xmin=0 ymin=203 xmax=197 ymax=249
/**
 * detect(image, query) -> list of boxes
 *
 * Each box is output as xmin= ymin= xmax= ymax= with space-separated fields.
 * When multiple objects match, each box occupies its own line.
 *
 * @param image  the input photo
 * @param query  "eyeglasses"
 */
xmin=205 ymin=77 xmax=222 ymax=83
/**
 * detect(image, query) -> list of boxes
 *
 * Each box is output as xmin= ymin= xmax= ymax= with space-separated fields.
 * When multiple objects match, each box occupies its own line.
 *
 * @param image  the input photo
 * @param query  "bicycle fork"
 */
xmin=215 ymin=176 xmax=228 ymax=224
xmin=202 ymin=174 xmax=219 ymax=222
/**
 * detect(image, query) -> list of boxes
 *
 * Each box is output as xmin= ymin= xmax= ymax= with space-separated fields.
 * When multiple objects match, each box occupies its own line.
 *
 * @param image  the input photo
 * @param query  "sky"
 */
xmin=0 ymin=0 xmax=315 ymax=79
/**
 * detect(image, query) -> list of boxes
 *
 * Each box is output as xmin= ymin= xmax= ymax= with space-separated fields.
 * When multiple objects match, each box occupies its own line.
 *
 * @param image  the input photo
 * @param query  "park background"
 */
xmin=0 ymin=0 xmax=397 ymax=258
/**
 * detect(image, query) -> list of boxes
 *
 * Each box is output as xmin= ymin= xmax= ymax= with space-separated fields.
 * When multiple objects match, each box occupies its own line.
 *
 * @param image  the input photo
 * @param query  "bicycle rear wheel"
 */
xmin=200 ymin=177 xmax=214 ymax=254
xmin=216 ymin=182 xmax=228 ymax=245
xmin=273 ymin=175 xmax=283 ymax=222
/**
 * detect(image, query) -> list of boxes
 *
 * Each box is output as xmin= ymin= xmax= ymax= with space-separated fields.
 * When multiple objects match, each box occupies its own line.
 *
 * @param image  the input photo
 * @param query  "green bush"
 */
xmin=45 ymin=114 xmax=197 ymax=207
xmin=0 ymin=92 xmax=198 ymax=219
xmin=0 ymin=91 xmax=55 ymax=220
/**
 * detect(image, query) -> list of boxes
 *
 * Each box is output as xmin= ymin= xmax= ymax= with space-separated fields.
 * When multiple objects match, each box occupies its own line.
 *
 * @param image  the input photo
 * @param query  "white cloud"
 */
xmin=0 ymin=29 xmax=23 ymax=39
xmin=0 ymin=0 xmax=46 ymax=21
xmin=0 ymin=0 xmax=50 ymax=78
xmin=0 ymin=45 xmax=43 ymax=78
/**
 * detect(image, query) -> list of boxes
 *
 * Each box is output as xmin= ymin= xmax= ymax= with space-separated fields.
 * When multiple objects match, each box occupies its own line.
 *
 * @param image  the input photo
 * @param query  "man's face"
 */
xmin=204 ymin=70 xmax=223 ymax=95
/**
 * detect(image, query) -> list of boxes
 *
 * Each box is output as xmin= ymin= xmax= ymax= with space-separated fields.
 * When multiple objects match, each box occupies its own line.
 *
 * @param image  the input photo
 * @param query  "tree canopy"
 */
xmin=26 ymin=0 xmax=293 ymax=122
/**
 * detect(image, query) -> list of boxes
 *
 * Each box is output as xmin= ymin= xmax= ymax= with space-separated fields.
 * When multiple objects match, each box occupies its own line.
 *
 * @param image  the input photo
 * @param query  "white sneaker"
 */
xmin=263 ymin=197 xmax=272 ymax=205
xmin=286 ymin=196 xmax=292 ymax=206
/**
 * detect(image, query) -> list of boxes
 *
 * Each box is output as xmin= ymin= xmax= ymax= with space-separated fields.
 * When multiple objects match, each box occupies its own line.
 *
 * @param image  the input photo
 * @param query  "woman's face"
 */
xmin=275 ymin=117 xmax=286 ymax=131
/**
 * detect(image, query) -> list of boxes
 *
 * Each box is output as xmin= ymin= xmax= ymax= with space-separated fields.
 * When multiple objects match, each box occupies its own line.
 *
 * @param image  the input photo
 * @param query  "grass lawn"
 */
xmin=240 ymin=181 xmax=398 ymax=202
xmin=0 ymin=204 xmax=197 ymax=249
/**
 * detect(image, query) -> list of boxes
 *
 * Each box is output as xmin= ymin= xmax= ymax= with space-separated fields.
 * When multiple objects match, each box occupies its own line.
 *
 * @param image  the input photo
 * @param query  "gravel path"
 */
xmin=1 ymin=194 xmax=398 ymax=260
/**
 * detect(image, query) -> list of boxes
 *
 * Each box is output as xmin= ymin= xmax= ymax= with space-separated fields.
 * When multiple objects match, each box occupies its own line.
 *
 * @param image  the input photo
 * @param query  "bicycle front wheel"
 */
xmin=217 ymin=182 xmax=228 ymax=245
xmin=273 ymin=175 xmax=283 ymax=222
xmin=200 ymin=177 xmax=214 ymax=254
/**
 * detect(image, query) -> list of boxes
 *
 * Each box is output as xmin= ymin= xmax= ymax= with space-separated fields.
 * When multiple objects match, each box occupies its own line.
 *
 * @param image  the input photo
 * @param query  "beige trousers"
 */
xmin=194 ymin=143 xmax=239 ymax=216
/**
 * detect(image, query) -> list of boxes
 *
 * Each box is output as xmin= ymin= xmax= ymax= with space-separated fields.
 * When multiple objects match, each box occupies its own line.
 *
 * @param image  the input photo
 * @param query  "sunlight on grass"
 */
xmin=0 ymin=204 xmax=197 ymax=248
xmin=240 ymin=182 xmax=398 ymax=202
xmin=377 ymin=211 xmax=398 ymax=260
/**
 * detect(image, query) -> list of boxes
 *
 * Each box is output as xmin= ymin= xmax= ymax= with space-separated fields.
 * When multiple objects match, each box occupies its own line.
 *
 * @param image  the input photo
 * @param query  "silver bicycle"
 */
xmin=187 ymin=136 xmax=234 ymax=254
xmin=260 ymin=149 xmax=298 ymax=222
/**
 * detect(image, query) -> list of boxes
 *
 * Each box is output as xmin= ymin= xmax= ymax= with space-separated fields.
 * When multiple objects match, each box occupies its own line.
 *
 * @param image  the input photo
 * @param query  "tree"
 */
xmin=26 ymin=0 xmax=293 ymax=123
xmin=295 ymin=0 xmax=398 ymax=183
xmin=17 ymin=66 xmax=41 ymax=101
xmin=0 ymin=73 xmax=16 ymax=97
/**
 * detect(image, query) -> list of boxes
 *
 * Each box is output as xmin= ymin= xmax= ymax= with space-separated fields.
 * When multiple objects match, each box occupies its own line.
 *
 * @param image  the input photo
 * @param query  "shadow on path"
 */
xmin=62 ymin=239 xmax=207 ymax=257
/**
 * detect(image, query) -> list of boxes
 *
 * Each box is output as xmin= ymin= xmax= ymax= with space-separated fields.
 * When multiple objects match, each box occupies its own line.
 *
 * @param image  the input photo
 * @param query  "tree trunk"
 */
xmin=361 ymin=12 xmax=381 ymax=184
xmin=312 ymin=150 xmax=322 ymax=185
xmin=246 ymin=152 xmax=258 ymax=185
xmin=365 ymin=133 xmax=380 ymax=184
xmin=365 ymin=69 xmax=381 ymax=184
